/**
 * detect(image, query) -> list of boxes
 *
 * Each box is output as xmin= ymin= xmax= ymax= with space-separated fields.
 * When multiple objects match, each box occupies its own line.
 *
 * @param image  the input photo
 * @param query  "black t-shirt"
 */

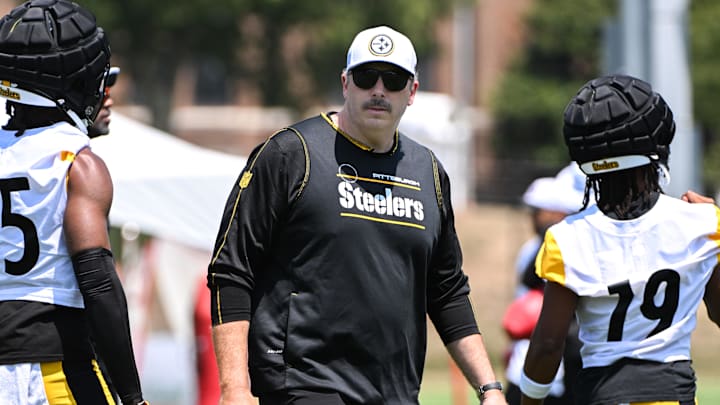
xmin=208 ymin=113 xmax=479 ymax=404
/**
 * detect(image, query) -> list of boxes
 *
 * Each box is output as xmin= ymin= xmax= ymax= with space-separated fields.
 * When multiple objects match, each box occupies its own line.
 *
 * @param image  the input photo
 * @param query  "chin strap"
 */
xmin=658 ymin=162 xmax=671 ymax=188
xmin=57 ymin=100 xmax=89 ymax=134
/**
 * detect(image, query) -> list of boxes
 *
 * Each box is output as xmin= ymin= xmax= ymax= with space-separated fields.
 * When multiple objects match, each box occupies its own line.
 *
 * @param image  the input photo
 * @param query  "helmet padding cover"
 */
xmin=0 ymin=0 xmax=110 ymax=129
xmin=563 ymin=75 xmax=675 ymax=175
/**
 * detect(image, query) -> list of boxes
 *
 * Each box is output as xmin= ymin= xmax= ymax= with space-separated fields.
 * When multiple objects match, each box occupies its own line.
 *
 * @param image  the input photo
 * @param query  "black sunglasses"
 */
xmin=106 ymin=66 xmax=120 ymax=88
xmin=350 ymin=68 xmax=411 ymax=92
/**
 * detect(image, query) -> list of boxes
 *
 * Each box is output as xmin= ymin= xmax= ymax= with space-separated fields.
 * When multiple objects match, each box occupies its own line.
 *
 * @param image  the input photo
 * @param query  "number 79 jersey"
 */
xmin=0 ymin=123 xmax=89 ymax=308
xmin=536 ymin=194 xmax=720 ymax=368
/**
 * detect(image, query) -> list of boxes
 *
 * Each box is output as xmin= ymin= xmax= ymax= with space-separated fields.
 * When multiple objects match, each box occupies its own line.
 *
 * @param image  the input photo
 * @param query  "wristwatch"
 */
xmin=476 ymin=381 xmax=503 ymax=398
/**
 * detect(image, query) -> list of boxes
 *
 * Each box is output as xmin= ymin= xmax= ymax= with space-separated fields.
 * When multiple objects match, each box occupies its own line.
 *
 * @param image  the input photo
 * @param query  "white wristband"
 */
xmin=520 ymin=370 xmax=553 ymax=399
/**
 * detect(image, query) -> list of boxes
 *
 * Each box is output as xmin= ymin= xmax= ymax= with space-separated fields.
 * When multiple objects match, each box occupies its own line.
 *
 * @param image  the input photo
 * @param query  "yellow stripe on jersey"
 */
xmin=710 ymin=206 xmax=720 ymax=265
xmin=711 ymin=206 xmax=720 ymax=246
xmin=340 ymin=212 xmax=426 ymax=229
xmin=535 ymin=230 xmax=566 ymax=286
xmin=212 ymin=273 xmax=223 ymax=324
xmin=41 ymin=361 xmax=78 ymax=405
xmin=630 ymin=401 xmax=692 ymax=405
xmin=62 ymin=150 xmax=76 ymax=184
xmin=60 ymin=151 xmax=76 ymax=162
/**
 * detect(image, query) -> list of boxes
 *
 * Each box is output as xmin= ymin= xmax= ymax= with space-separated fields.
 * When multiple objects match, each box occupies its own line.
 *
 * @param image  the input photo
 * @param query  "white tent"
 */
xmin=90 ymin=113 xmax=246 ymax=251
xmin=90 ymin=114 xmax=246 ymax=404
xmin=0 ymin=103 xmax=241 ymax=402
xmin=0 ymin=100 xmax=245 ymax=251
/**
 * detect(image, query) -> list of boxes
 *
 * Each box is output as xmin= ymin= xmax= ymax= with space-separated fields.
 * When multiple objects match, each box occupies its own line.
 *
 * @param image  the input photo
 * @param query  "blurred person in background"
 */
xmin=207 ymin=25 xmax=507 ymax=405
xmin=553 ymin=162 xmax=588 ymax=208
xmin=503 ymin=175 xmax=582 ymax=405
xmin=512 ymin=176 xmax=583 ymax=299
xmin=0 ymin=1 xmax=147 ymax=404
xmin=521 ymin=75 xmax=720 ymax=405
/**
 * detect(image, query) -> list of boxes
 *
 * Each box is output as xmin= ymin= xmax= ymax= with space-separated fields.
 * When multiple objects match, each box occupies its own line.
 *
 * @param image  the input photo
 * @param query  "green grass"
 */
xmin=418 ymin=386 xmax=720 ymax=404
xmin=698 ymin=379 xmax=720 ymax=403
xmin=418 ymin=388 xmax=473 ymax=405
xmin=418 ymin=369 xmax=720 ymax=404
xmin=417 ymin=369 xmax=476 ymax=405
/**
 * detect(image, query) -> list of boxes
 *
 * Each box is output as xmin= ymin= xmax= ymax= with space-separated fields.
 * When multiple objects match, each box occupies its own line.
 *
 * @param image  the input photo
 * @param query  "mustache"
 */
xmin=363 ymin=98 xmax=392 ymax=112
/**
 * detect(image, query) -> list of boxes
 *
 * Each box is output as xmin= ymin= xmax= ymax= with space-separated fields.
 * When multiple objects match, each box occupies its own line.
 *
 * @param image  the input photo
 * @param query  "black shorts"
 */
xmin=575 ymin=358 xmax=696 ymax=404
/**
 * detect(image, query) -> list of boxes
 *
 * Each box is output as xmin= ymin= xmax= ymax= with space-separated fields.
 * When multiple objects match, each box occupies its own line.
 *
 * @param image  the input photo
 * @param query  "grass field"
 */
xmin=417 ymin=376 xmax=720 ymax=404
xmin=417 ymin=203 xmax=720 ymax=404
xmin=418 ymin=367 xmax=720 ymax=404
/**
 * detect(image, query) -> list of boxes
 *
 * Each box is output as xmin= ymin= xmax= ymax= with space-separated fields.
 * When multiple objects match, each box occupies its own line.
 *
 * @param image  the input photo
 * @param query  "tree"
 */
xmin=81 ymin=0 xmax=248 ymax=130
xmin=490 ymin=0 xmax=614 ymax=166
xmin=80 ymin=0 xmax=466 ymax=130
xmin=491 ymin=0 xmax=720 ymax=195
xmin=239 ymin=0 xmax=461 ymax=110
xmin=690 ymin=0 xmax=720 ymax=193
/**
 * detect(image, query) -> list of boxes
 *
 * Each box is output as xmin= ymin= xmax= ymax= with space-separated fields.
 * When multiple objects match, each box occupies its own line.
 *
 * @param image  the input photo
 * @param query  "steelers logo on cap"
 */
xmin=369 ymin=34 xmax=394 ymax=56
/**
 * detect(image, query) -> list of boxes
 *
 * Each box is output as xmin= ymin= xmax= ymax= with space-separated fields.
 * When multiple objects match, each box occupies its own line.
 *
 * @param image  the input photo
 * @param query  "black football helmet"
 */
xmin=0 ymin=0 xmax=111 ymax=133
xmin=563 ymin=74 xmax=675 ymax=175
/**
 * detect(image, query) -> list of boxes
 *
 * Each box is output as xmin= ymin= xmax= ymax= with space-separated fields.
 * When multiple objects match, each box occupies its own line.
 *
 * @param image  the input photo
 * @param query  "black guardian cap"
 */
xmin=0 ymin=0 xmax=111 ymax=133
xmin=563 ymin=75 xmax=675 ymax=175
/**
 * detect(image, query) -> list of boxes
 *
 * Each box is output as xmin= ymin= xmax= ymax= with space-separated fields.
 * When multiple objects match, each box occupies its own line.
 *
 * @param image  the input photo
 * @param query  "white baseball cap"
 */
xmin=522 ymin=176 xmax=584 ymax=214
xmin=346 ymin=26 xmax=417 ymax=75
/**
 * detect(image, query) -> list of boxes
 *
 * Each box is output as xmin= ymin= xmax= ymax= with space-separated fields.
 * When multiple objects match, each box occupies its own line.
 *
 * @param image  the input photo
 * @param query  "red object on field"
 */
xmin=194 ymin=277 xmax=221 ymax=405
xmin=502 ymin=289 xmax=544 ymax=340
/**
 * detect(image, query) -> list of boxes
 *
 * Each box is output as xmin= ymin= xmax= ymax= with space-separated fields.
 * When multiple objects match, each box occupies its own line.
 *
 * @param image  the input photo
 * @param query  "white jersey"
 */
xmin=536 ymin=194 xmax=720 ymax=368
xmin=0 ymin=123 xmax=89 ymax=308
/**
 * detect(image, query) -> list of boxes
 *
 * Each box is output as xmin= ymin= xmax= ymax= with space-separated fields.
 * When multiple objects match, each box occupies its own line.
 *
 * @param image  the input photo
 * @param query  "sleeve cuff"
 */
xmin=209 ymin=281 xmax=252 ymax=325
xmin=430 ymin=295 xmax=480 ymax=344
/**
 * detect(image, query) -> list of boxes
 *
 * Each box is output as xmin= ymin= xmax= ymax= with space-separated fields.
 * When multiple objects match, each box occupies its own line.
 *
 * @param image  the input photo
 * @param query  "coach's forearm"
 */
xmin=212 ymin=320 xmax=252 ymax=399
xmin=446 ymin=334 xmax=505 ymax=403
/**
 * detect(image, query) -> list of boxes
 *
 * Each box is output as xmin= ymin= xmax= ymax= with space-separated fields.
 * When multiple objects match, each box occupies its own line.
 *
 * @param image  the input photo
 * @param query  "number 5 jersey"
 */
xmin=0 ymin=122 xmax=89 ymax=309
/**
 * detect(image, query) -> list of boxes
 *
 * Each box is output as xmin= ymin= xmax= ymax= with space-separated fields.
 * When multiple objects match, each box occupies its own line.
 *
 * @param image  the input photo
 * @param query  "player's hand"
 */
xmin=681 ymin=190 xmax=714 ymax=204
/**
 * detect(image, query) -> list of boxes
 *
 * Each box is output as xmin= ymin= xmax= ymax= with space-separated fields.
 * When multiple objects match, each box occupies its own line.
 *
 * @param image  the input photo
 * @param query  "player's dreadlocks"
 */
xmin=584 ymin=164 xmax=661 ymax=219
xmin=563 ymin=75 xmax=675 ymax=218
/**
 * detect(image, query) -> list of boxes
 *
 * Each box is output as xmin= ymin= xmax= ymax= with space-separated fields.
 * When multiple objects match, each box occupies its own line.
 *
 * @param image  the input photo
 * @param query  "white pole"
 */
xmin=648 ymin=0 xmax=698 ymax=197
xmin=621 ymin=0 xmax=650 ymax=78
